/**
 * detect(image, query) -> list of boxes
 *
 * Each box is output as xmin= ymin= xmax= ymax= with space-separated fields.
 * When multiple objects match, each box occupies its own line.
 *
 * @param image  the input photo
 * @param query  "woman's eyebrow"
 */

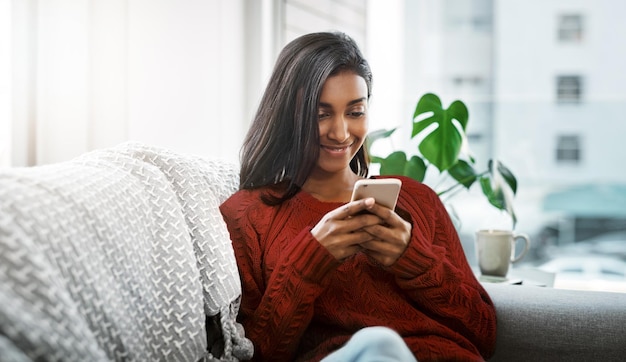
xmin=319 ymin=97 xmax=367 ymax=108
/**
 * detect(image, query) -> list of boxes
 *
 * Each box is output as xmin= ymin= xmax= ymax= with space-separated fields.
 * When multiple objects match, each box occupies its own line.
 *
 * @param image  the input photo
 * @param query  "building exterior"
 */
xmin=400 ymin=0 xmax=626 ymax=247
xmin=494 ymin=0 xmax=626 ymax=243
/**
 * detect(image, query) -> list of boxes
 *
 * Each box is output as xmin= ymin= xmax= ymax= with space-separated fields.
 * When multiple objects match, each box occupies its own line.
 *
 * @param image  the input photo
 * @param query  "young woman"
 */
xmin=220 ymin=31 xmax=496 ymax=362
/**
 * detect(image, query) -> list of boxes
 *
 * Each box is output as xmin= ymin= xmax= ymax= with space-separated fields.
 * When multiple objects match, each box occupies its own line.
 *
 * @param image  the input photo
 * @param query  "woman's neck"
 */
xmin=302 ymin=169 xmax=362 ymax=203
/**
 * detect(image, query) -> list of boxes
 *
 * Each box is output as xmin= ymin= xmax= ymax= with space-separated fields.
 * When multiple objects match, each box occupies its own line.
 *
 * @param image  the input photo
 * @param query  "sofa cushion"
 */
xmin=484 ymin=283 xmax=626 ymax=362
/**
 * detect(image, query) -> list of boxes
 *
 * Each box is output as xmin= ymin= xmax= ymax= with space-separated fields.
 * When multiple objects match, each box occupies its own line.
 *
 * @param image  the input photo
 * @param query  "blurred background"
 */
xmin=2 ymin=0 xmax=626 ymax=292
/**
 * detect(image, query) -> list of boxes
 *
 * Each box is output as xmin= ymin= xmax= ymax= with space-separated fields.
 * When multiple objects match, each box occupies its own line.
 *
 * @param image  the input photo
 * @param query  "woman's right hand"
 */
xmin=310 ymin=197 xmax=384 ymax=261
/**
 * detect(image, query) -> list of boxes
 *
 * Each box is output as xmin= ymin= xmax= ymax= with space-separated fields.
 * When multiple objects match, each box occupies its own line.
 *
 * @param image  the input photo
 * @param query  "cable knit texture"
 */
xmin=220 ymin=175 xmax=497 ymax=362
xmin=0 ymin=142 xmax=253 ymax=361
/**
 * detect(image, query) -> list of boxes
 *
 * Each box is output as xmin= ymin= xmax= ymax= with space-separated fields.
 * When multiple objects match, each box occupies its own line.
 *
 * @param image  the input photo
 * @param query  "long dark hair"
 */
xmin=239 ymin=31 xmax=373 ymax=205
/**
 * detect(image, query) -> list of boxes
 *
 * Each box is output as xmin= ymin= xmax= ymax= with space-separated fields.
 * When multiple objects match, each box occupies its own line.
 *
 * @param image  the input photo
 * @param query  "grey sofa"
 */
xmin=484 ymin=282 xmax=626 ymax=361
xmin=1 ymin=143 xmax=625 ymax=361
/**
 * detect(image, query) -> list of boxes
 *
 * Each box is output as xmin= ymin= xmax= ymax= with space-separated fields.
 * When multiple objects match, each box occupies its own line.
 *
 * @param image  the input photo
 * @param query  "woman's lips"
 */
xmin=321 ymin=144 xmax=352 ymax=155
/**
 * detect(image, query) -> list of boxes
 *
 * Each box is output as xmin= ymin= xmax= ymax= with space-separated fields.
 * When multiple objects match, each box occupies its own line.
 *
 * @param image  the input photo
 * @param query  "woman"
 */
xmin=220 ymin=31 xmax=496 ymax=362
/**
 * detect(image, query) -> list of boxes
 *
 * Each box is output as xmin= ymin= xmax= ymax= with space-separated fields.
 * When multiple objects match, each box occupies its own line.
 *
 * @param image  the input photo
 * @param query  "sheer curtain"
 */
xmin=1 ymin=0 xmax=261 ymax=167
xmin=0 ymin=0 xmax=11 ymax=167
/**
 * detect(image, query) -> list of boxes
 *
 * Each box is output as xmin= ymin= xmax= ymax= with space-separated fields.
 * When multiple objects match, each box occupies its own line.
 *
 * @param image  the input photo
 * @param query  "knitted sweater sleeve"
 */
xmin=219 ymin=190 xmax=340 ymax=361
xmin=388 ymin=178 xmax=497 ymax=359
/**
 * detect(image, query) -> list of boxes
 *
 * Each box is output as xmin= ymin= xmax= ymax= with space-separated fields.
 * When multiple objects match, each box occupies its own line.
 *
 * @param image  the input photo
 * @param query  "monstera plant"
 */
xmin=367 ymin=93 xmax=518 ymax=227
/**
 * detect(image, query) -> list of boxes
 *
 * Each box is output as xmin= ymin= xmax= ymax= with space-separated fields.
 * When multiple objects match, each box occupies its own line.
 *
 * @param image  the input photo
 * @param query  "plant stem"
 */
xmin=437 ymin=170 xmax=489 ymax=197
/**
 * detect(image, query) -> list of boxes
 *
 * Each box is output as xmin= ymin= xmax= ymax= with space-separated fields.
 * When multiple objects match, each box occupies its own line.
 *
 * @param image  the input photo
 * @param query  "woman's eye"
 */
xmin=349 ymin=112 xmax=365 ymax=118
xmin=318 ymin=113 xmax=330 ymax=120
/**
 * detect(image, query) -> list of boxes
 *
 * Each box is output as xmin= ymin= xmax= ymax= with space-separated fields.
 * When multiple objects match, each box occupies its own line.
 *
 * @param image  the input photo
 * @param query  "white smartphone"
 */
xmin=350 ymin=178 xmax=402 ymax=210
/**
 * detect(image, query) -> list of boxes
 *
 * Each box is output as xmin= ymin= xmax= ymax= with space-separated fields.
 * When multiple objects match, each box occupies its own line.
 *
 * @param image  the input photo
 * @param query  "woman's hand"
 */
xmin=310 ymin=198 xmax=384 ymax=261
xmin=358 ymin=203 xmax=412 ymax=266
xmin=310 ymin=198 xmax=412 ymax=265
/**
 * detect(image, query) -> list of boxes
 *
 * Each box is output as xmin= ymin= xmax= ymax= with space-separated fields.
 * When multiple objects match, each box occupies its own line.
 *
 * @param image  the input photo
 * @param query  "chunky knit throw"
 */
xmin=0 ymin=142 xmax=253 ymax=361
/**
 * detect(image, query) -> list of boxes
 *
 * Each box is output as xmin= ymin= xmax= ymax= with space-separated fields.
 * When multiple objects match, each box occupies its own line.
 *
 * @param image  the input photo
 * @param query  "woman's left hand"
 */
xmin=358 ymin=204 xmax=412 ymax=266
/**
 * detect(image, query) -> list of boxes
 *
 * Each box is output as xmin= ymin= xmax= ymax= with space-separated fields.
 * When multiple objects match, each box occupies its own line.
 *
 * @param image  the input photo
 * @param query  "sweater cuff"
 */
xmin=286 ymin=228 xmax=341 ymax=283
xmin=389 ymin=235 xmax=437 ymax=279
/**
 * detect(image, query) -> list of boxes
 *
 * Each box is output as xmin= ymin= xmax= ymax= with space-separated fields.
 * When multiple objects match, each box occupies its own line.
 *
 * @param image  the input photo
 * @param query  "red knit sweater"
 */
xmin=220 ymin=176 xmax=496 ymax=362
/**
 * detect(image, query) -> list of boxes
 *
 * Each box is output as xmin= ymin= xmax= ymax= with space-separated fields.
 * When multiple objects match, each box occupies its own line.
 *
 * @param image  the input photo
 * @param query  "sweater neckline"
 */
xmin=294 ymin=175 xmax=381 ymax=214
xmin=294 ymin=189 xmax=345 ymax=214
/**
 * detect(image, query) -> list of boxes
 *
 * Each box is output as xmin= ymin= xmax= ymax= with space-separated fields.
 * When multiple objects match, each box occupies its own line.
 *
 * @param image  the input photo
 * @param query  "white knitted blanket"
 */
xmin=0 ymin=143 xmax=253 ymax=361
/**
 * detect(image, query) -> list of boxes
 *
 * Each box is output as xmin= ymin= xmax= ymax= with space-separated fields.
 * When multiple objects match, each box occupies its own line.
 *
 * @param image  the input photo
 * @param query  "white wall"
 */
xmin=283 ymin=0 xmax=367 ymax=47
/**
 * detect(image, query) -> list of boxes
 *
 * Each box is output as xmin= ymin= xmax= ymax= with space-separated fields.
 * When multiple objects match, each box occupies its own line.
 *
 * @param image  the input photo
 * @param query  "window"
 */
xmin=556 ymin=75 xmax=583 ymax=103
xmin=467 ymin=133 xmax=484 ymax=142
xmin=444 ymin=0 xmax=493 ymax=33
xmin=556 ymin=134 xmax=582 ymax=163
xmin=558 ymin=14 xmax=583 ymax=42
xmin=451 ymin=76 xmax=484 ymax=89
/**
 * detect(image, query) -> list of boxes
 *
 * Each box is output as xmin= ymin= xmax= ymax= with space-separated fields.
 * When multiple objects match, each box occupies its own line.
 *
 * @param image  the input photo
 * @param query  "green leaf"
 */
xmin=411 ymin=93 xmax=469 ymax=172
xmin=479 ymin=173 xmax=518 ymax=228
xmin=405 ymin=156 xmax=427 ymax=182
xmin=376 ymin=152 xmax=427 ymax=182
xmin=447 ymin=160 xmax=478 ymax=189
xmin=479 ymin=176 xmax=505 ymax=209
xmin=488 ymin=160 xmax=518 ymax=195
xmin=379 ymin=151 xmax=408 ymax=176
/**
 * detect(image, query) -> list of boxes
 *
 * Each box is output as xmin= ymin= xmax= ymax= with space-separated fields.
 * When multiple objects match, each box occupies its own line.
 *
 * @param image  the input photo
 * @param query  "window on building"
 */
xmin=444 ymin=0 xmax=493 ymax=33
xmin=452 ymin=76 xmax=484 ymax=87
xmin=557 ymin=75 xmax=583 ymax=103
xmin=467 ymin=133 xmax=484 ymax=142
xmin=558 ymin=14 xmax=583 ymax=42
xmin=556 ymin=134 xmax=582 ymax=163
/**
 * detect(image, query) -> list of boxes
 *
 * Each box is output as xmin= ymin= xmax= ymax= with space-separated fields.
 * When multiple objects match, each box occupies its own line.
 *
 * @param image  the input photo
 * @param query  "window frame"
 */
xmin=556 ymin=75 xmax=583 ymax=104
xmin=557 ymin=13 xmax=584 ymax=43
xmin=555 ymin=134 xmax=582 ymax=164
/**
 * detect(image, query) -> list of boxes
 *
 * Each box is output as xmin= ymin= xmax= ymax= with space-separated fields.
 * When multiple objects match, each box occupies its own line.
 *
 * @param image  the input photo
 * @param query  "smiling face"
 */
xmin=312 ymin=71 xmax=369 ymax=178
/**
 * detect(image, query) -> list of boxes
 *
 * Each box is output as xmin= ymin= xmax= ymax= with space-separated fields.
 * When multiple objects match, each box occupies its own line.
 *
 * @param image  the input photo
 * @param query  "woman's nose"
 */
xmin=328 ymin=115 xmax=350 ymax=142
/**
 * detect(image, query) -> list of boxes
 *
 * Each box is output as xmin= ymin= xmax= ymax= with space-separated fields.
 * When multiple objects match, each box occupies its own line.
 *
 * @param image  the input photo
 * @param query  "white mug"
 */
xmin=475 ymin=229 xmax=530 ymax=277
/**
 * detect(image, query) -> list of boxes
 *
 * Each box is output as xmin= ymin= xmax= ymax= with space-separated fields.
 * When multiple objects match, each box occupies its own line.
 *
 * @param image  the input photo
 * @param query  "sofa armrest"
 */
xmin=482 ymin=283 xmax=626 ymax=362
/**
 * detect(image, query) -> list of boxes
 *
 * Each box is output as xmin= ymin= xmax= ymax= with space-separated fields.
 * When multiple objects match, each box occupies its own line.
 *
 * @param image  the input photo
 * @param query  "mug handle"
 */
xmin=511 ymin=233 xmax=530 ymax=263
